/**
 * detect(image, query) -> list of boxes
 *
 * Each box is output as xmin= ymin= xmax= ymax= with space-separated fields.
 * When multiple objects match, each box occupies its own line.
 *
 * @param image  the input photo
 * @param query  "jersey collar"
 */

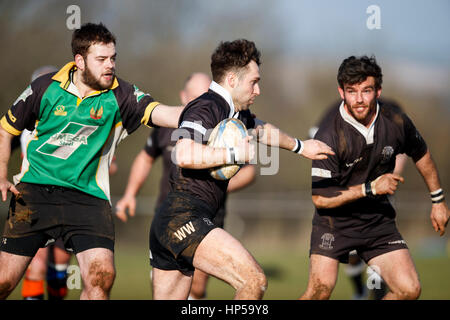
xmin=209 ymin=81 xmax=238 ymax=118
xmin=339 ymin=100 xmax=380 ymax=144
xmin=52 ymin=62 xmax=119 ymax=93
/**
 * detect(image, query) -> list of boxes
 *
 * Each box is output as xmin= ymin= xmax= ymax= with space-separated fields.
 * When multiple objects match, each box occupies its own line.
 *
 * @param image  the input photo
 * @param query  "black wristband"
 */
xmin=365 ymin=182 xmax=374 ymax=197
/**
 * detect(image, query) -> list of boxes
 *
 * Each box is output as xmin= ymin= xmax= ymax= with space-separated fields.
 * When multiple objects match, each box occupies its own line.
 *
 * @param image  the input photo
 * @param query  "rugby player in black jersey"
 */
xmin=149 ymin=39 xmax=334 ymax=299
xmin=300 ymin=56 xmax=449 ymax=300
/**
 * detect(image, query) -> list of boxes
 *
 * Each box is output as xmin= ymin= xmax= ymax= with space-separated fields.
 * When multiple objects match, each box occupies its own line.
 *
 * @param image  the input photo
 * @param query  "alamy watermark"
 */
xmin=366 ymin=5 xmax=381 ymax=30
xmin=66 ymin=5 xmax=81 ymax=30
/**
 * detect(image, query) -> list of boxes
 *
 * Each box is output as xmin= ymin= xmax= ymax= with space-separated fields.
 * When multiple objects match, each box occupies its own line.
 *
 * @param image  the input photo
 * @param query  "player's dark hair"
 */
xmin=337 ymin=55 xmax=383 ymax=89
xmin=211 ymin=39 xmax=261 ymax=83
xmin=71 ymin=23 xmax=116 ymax=58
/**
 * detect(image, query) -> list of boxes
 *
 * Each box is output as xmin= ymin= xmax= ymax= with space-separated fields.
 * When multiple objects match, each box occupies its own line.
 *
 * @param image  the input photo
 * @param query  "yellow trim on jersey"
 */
xmin=141 ymin=102 xmax=160 ymax=127
xmin=52 ymin=62 xmax=119 ymax=90
xmin=0 ymin=116 xmax=22 ymax=136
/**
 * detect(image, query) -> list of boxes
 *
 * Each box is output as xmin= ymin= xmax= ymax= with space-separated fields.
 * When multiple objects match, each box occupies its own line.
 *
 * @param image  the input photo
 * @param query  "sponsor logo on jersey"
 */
xmin=319 ymin=233 xmax=335 ymax=250
xmin=90 ymin=106 xmax=103 ymax=120
xmin=54 ymin=105 xmax=67 ymax=116
xmin=13 ymin=85 xmax=33 ymax=106
xmin=173 ymin=221 xmax=196 ymax=240
xmin=48 ymin=132 xmax=88 ymax=146
xmin=345 ymin=157 xmax=363 ymax=168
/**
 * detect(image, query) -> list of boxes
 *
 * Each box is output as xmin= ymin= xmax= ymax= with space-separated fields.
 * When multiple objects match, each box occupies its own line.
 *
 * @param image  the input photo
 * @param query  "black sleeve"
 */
xmin=402 ymin=113 xmax=427 ymax=162
xmin=114 ymin=78 xmax=159 ymax=135
xmin=238 ymin=109 xmax=256 ymax=129
xmin=144 ymin=128 xmax=162 ymax=159
xmin=0 ymin=73 xmax=53 ymax=135
xmin=178 ymin=100 xmax=220 ymax=144
xmin=311 ymin=125 xmax=343 ymax=197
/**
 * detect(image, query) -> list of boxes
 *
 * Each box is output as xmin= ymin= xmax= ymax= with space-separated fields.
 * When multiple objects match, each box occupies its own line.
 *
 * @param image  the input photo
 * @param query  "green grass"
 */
xmin=7 ymin=242 xmax=450 ymax=300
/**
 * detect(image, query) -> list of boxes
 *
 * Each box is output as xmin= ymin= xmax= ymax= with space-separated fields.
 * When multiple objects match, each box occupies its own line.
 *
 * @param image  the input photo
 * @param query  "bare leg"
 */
xmin=0 ymin=251 xmax=33 ymax=299
xmin=368 ymin=249 xmax=421 ymax=300
xmin=76 ymin=248 xmax=115 ymax=300
xmin=189 ymin=269 xmax=209 ymax=299
xmin=192 ymin=228 xmax=267 ymax=300
xmin=152 ymin=268 xmax=193 ymax=300
xmin=300 ymin=254 xmax=339 ymax=300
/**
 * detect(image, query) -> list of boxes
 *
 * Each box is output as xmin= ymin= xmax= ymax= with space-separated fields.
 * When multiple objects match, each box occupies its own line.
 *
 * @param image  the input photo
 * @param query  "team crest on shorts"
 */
xmin=319 ymin=233 xmax=335 ymax=250
xmin=381 ymin=146 xmax=394 ymax=164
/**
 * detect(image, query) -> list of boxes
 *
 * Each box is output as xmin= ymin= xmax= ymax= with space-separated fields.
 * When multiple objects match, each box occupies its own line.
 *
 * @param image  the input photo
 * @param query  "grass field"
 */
xmin=7 ymin=241 xmax=450 ymax=300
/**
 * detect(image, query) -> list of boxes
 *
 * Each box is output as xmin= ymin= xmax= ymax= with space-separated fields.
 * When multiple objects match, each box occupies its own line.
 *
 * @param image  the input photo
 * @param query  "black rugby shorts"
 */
xmin=0 ymin=182 xmax=114 ymax=256
xmin=149 ymin=192 xmax=218 ymax=274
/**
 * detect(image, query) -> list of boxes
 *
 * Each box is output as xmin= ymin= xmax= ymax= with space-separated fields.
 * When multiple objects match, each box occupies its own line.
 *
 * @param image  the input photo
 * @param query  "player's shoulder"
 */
xmin=378 ymin=98 xmax=409 ymax=128
xmin=182 ymin=91 xmax=224 ymax=117
xmin=31 ymin=71 xmax=56 ymax=92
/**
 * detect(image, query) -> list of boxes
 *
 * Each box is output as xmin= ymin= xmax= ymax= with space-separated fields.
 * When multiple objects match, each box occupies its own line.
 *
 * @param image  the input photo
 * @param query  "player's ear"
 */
xmin=227 ymin=72 xmax=237 ymax=89
xmin=74 ymin=54 xmax=85 ymax=71
xmin=376 ymin=87 xmax=382 ymax=99
xmin=337 ymin=86 xmax=345 ymax=100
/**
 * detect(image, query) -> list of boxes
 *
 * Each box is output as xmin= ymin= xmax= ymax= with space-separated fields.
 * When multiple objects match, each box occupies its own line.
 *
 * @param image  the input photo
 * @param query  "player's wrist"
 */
xmin=430 ymin=188 xmax=445 ymax=204
xmin=362 ymin=181 xmax=376 ymax=197
xmin=291 ymin=138 xmax=304 ymax=155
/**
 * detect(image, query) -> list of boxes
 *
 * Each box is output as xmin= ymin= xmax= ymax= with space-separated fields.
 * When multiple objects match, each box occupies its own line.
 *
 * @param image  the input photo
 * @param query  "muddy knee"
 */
xmin=395 ymin=282 xmax=421 ymax=300
xmin=86 ymin=261 xmax=115 ymax=293
xmin=0 ymin=281 xmax=14 ymax=299
xmin=307 ymin=279 xmax=334 ymax=300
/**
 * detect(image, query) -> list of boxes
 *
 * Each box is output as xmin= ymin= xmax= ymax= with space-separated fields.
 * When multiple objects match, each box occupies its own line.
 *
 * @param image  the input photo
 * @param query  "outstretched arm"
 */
xmin=254 ymin=121 xmax=334 ymax=160
xmin=414 ymin=150 xmax=449 ymax=236
xmin=150 ymin=104 xmax=184 ymax=128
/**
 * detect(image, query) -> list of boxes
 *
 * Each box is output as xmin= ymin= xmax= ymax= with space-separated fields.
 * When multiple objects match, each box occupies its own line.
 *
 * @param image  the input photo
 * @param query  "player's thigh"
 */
xmin=0 ymin=251 xmax=33 ymax=287
xmin=368 ymin=249 xmax=419 ymax=292
xmin=192 ymin=228 xmax=264 ymax=289
xmin=307 ymin=254 xmax=340 ymax=287
xmin=152 ymin=268 xmax=192 ymax=300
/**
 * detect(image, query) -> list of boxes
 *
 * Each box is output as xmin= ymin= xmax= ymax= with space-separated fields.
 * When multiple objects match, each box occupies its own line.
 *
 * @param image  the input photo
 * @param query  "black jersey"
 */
xmin=311 ymin=99 xmax=428 ymax=237
xmin=144 ymin=127 xmax=175 ymax=209
xmin=169 ymin=83 xmax=255 ymax=213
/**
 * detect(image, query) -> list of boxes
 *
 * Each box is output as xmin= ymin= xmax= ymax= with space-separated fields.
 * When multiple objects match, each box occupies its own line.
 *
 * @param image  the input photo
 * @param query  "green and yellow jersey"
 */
xmin=1 ymin=62 xmax=160 ymax=201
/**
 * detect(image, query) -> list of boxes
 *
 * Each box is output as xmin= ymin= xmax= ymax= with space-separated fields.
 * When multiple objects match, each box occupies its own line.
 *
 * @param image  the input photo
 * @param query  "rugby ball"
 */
xmin=207 ymin=118 xmax=248 ymax=180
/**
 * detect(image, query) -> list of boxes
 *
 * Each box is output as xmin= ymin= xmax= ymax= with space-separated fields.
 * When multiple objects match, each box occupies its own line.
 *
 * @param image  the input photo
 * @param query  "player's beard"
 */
xmin=345 ymin=98 xmax=377 ymax=126
xmin=81 ymin=61 xmax=115 ymax=91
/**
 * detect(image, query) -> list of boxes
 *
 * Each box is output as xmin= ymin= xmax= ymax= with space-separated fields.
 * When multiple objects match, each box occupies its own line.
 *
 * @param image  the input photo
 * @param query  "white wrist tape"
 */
xmin=292 ymin=138 xmax=304 ymax=155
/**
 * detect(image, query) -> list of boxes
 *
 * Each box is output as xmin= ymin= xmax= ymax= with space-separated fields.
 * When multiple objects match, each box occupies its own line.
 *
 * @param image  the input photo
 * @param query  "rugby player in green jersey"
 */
xmin=0 ymin=23 xmax=184 ymax=300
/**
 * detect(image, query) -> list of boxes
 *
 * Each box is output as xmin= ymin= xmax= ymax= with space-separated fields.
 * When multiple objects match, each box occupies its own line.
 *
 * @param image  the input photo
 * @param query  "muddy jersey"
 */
xmin=311 ymin=99 xmax=427 ymax=237
xmin=0 ymin=62 xmax=160 ymax=201
xmin=169 ymin=81 xmax=255 ymax=213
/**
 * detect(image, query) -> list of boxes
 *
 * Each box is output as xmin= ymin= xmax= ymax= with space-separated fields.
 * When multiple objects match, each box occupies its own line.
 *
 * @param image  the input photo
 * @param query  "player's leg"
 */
xmin=299 ymin=254 xmax=339 ymax=300
xmin=75 ymin=246 xmax=115 ymax=300
xmin=46 ymin=240 xmax=71 ymax=300
xmin=152 ymin=268 xmax=193 ymax=299
xmin=189 ymin=269 xmax=209 ymax=299
xmin=0 ymin=251 xmax=33 ymax=299
xmin=367 ymin=249 xmax=420 ymax=300
xmin=192 ymin=228 xmax=267 ymax=300
xmin=22 ymin=247 xmax=48 ymax=300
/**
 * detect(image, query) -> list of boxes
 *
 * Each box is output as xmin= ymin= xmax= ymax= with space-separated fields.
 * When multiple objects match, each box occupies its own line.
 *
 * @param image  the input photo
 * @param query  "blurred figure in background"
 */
xmin=115 ymin=72 xmax=256 ymax=299
xmin=309 ymin=97 xmax=408 ymax=300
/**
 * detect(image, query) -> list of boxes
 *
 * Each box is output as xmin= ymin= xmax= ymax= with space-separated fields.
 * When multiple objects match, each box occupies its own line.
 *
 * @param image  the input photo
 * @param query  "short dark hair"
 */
xmin=71 ymin=23 xmax=116 ymax=58
xmin=211 ymin=39 xmax=261 ymax=83
xmin=337 ymin=55 xmax=383 ymax=89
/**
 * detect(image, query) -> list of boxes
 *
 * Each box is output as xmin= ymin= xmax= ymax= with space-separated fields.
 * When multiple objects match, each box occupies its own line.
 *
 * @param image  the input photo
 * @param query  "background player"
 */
xmin=115 ymin=72 xmax=256 ymax=300
xmin=308 ymin=97 xmax=408 ymax=300
xmin=300 ymin=55 xmax=449 ymax=300
xmin=0 ymin=22 xmax=184 ymax=300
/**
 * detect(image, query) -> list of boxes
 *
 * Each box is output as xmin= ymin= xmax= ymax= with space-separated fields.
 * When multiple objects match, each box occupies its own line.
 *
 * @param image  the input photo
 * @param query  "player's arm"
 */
xmin=175 ymin=136 xmax=254 ymax=169
xmin=414 ymin=150 xmax=449 ymax=236
xmin=227 ymin=164 xmax=256 ymax=193
xmin=115 ymin=150 xmax=155 ymax=222
xmin=312 ymin=173 xmax=405 ymax=209
xmin=150 ymin=104 xmax=184 ymax=129
xmin=0 ymin=126 xmax=20 ymax=201
xmin=253 ymin=120 xmax=334 ymax=160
